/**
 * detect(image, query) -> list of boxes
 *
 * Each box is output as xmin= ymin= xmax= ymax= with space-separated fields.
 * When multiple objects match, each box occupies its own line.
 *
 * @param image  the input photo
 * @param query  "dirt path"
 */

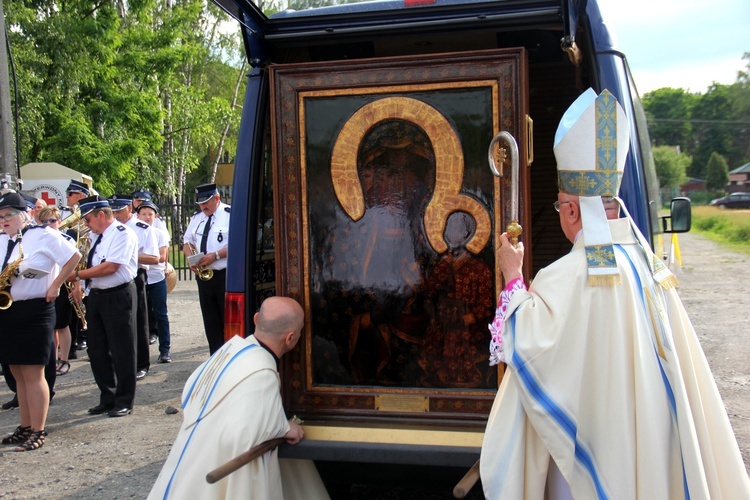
xmin=0 ymin=232 xmax=748 ymax=498
xmin=667 ymin=232 xmax=750 ymax=471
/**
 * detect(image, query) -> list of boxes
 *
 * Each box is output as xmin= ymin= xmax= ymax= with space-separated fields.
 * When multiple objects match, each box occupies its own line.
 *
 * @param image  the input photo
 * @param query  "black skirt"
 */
xmin=54 ymin=285 xmax=73 ymax=330
xmin=0 ymin=298 xmax=55 ymax=365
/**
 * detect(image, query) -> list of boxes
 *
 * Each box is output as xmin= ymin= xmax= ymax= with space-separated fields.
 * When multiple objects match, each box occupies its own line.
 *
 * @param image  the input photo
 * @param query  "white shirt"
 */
xmin=87 ymin=221 xmax=138 ymax=291
xmin=183 ymin=202 xmax=230 ymax=271
xmin=124 ymin=215 xmax=160 ymax=271
xmin=145 ymin=225 xmax=170 ymax=284
xmin=1 ymin=225 xmax=78 ymax=301
xmin=152 ymin=217 xmax=168 ymax=235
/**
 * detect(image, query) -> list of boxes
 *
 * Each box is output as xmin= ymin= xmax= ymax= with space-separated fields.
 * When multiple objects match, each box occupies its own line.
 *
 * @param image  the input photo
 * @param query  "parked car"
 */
xmin=710 ymin=192 xmax=750 ymax=209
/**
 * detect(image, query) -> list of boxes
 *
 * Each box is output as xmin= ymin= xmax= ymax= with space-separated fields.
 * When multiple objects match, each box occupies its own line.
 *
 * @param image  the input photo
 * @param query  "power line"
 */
xmin=650 ymin=118 xmax=750 ymax=126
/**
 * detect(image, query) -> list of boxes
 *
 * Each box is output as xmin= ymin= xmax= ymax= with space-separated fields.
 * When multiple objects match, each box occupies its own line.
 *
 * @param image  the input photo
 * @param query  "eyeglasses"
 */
xmin=553 ymin=201 xmax=571 ymax=212
xmin=0 ymin=211 xmax=21 ymax=221
xmin=41 ymin=218 xmax=59 ymax=224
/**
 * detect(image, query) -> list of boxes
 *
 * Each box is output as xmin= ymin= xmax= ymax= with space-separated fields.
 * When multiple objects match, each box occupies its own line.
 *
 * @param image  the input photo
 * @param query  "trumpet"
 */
xmin=188 ymin=243 xmax=214 ymax=281
xmin=0 ymin=230 xmax=23 ymax=310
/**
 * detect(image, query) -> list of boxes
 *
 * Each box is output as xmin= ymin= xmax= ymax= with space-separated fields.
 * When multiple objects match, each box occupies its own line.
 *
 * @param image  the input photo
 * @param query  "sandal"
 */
xmin=14 ymin=429 xmax=45 ymax=452
xmin=56 ymin=360 xmax=70 ymax=376
xmin=2 ymin=425 xmax=31 ymax=445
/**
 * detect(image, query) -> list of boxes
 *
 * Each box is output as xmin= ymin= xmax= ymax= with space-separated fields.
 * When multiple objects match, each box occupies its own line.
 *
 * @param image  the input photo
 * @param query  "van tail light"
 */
xmin=404 ymin=0 xmax=435 ymax=5
xmin=224 ymin=292 xmax=246 ymax=341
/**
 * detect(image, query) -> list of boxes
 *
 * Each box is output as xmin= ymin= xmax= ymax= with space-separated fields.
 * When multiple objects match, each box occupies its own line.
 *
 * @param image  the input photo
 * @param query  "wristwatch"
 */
xmin=74 ymin=270 xmax=81 ymax=282
xmin=214 ymin=251 xmax=221 ymax=260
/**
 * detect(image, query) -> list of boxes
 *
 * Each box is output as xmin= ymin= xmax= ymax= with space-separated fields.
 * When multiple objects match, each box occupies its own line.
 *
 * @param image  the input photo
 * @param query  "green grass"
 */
xmin=690 ymin=206 xmax=750 ymax=254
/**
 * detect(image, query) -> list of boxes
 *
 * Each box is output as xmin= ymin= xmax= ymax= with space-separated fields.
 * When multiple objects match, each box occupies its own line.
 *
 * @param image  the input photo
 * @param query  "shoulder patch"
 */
xmin=117 ymin=224 xmax=126 ymax=232
xmin=136 ymin=221 xmax=149 ymax=229
xmin=224 ymin=206 xmax=231 ymax=213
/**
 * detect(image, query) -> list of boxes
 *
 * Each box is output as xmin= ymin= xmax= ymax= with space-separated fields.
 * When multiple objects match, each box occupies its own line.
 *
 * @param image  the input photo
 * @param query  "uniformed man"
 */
xmin=62 ymin=179 xmax=91 ymax=353
xmin=182 ymin=183 xmax=230 ymax=354
xmin=61 ymin=179 xmax=90 ymax=221
xmin=69 ymin=195 xmax=138 ymax=417
xmin=20 ymin=193 xmax=46 ymax=225
xmin=110 ymin=194 xmax=159 ymax=381
xmin=132 ymin=189 xmax=170 ymax=345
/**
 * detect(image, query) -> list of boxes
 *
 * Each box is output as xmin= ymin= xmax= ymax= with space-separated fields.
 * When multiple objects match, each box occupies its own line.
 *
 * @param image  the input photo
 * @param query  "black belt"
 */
xmin=89 ymin=281 xmax=133 ymax=295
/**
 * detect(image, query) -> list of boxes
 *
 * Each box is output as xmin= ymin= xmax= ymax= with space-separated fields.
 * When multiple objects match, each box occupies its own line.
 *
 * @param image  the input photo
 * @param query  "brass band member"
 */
xmin=0 ymin=192 xmax=80 ymax=451
xmin=182 ymin=183 xmax=230 ymax=355
xmin=71 ymin=196 xmax=139 ymax=418
xmin=38 ymin=206 xmax=77 ymax=376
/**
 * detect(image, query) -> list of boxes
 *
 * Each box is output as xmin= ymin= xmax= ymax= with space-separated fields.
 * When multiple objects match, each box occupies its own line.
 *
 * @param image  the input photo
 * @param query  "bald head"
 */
xmin=254 ymin=297 xmax=304 ymax=357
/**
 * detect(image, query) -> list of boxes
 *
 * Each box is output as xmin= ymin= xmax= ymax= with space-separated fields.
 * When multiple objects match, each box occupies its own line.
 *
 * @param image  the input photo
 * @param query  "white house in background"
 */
xmin=20 ymin=162 xmax=94 ymax=207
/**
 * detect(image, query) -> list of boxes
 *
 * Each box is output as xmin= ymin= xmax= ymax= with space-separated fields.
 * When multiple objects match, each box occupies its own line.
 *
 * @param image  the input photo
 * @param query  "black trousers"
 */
xmin=196 ymin=269 xmax=226 ymax=355
xmin=134 ymin=269 xmax=150 ymax=372
xmin=87 ymin=281 xmax=137 ymax=409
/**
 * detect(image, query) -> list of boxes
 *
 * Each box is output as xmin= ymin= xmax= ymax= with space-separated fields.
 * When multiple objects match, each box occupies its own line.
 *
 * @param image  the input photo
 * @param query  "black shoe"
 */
xmin=77 ymin=341 xmax=87 ymax=351
xmin=158 ymin=352 xmax=172 ymax=363
xmin=88 ymin=404 xmax=114 ymax=415
xmin=149 ymin=335 xmax=157 ymax=345
xmin=136 ymin=369 xmax=148 ymax=381
xmin=108 ymin=407 xmax=132 ymax=417
xmin=2 ymin=395 xmax=19 ymax=410
xmin=69 ymin=350 xmax=78 ymax=360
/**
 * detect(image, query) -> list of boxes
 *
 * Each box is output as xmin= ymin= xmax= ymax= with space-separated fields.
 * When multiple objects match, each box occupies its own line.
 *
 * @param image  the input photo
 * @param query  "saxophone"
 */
xmin=188 ymin=243 xmax=214 ymax=281
xmin=0 ymin=230 xmax=23 ymax=310
xmin=61 ymin=209 xmax=90 ymax=329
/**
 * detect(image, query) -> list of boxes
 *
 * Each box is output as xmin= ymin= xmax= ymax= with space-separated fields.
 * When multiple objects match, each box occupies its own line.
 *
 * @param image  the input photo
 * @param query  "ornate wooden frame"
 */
xmin=270 ymin=49 xmax=527 ymax=424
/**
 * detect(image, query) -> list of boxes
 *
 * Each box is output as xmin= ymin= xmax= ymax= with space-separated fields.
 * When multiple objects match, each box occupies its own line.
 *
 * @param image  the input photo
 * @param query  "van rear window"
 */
xmin=268 ymin=0 xmax=514 ymax=20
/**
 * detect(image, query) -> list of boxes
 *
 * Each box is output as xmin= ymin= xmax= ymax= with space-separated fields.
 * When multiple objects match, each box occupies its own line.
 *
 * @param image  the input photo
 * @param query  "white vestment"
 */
xmin=481 ymin=218 xmax=750 ymax=499
xmin=149 ymin=335 xmax=292 ymax=500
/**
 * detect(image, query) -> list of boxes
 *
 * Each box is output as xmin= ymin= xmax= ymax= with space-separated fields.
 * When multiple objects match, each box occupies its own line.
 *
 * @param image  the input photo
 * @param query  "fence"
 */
xmin=152 ymin=194 xmax=199 ymax=282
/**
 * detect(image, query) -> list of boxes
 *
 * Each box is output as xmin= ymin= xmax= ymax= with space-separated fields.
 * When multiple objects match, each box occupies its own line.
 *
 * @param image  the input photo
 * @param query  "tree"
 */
xmin=689 ymin=85 xmax=740 ymax=179
xmin=4 ymin=0 xmax=246 ymax=199
xmin=705 ymin=152 xmax=729 ymax=192
xmin=642 ymin=88 xmax=697 ymax=151
xmin=652 ymin=146 xmax=689 ymax=190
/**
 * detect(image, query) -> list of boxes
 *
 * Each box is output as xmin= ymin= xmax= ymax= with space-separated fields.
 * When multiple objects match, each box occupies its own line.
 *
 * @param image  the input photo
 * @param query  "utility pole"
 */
xmin=0 ymin=0 xmax=16 ymax=180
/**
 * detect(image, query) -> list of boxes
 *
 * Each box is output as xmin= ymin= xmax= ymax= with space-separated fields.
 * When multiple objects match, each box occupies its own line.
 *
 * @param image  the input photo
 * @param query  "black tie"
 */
xmin=2 ymin=238 xmax=17 ymax=270
xmin=85 ymin=234 xmax=103 ymax=288
xmin=200 ymin=215 xmax=213 ymax=254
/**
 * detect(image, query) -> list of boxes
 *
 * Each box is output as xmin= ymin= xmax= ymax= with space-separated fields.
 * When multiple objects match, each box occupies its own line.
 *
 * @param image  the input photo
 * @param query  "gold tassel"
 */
xmin=657 ymin=273 xmax=679 ymax=291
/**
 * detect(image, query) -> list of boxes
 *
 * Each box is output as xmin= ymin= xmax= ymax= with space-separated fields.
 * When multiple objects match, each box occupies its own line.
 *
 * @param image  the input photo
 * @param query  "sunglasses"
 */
xmin=41 ymin=218 xmax=59 ymax=224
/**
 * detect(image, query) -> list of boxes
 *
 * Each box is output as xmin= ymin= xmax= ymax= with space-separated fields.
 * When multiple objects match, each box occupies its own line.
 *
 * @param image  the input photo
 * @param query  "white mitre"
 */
xmin=554 ymin=88 xmax=630 ymax=286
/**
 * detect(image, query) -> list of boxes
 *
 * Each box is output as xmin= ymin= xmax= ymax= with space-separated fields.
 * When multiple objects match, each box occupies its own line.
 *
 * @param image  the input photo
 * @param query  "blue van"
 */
xmin=215 ymin=0 xmax=689 ymax=491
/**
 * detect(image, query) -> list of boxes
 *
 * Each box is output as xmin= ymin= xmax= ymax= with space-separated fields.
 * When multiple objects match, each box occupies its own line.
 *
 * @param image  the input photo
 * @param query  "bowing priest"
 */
xmin=148 ymin=297 xmax=329 ymax=500
xmin=480 ymin=89 xmax=750 ymax=499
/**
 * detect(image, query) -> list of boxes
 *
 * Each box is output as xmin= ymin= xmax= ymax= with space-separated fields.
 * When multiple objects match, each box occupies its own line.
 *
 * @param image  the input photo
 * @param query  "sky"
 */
xmin=597 ymin=0 xmax=749 ymax=95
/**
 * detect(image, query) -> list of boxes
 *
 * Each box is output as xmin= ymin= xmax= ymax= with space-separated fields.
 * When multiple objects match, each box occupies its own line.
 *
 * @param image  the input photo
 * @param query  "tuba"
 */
xmin=188 ymin=243 xmax=214 ymax=281
xmin=0 ymin=230 xmax=23 ymax=310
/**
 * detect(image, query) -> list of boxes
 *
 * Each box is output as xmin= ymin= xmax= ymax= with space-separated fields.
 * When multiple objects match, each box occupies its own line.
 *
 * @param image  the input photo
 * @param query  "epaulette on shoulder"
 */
xmin=116 ymin=224 xmax=126 ymax=232
xmin=136 ymin=221 xmax=149 ymax=229
xmin=22 ymin=225 xmax=44 ymax=234
xmin=61 ymin=233 xmax=74 ymax=242
xmin=224 ymin=206 xmax=231 ymax=213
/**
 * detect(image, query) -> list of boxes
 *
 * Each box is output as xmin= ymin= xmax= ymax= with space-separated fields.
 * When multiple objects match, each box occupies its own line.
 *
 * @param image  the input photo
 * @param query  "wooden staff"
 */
xmin=206 ymin=437 xmax=286 ymax=484
xmin=453 ymin=459 xmax=480 ymax=498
